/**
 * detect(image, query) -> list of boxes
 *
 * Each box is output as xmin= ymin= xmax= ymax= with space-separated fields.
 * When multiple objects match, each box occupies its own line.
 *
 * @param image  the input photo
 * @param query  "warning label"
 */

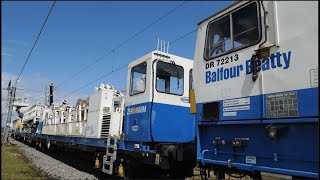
xmin=223 ymin=105 xmax=250 ymax=112
xmin=223 ymin=97 xmax=250 ymax=107
xmin=223 ymin=112 xmax=237 ymax=116
xmin=266 ymin=91 xmax=298 ymax=118
xmin=310 ymin=69 xmax=318 ymax=87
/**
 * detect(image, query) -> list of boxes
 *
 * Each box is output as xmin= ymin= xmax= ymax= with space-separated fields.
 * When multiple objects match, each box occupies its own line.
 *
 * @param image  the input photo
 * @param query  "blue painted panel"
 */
xmin=37 ymin=121 xmax=44 ymax=134
xmin=37 ymin=135 xmax=108 ymax=148
xmin=151 ymin=103 xmax=195 ymax=142
xmin=196 ymin=87 xmax=319 ymax=178
xmin=118 ymin=140 xmax=156 ymax=152
xmin=296 ymin=88 xmax=319 ymax=117
xmin=220 ymin=95 xmax=262 ymax=120
xmin=196 ymin=87 xmax=318 ymax=121
xmin=201 ymin=159 xmax=319 ymax=178
xmin=124 ymin=102 xmax=152 ymax=141
xmin=197 ymin=119 xmax=319 ymax=178
xmin=124 ymin=102 xmax=196 ymax=143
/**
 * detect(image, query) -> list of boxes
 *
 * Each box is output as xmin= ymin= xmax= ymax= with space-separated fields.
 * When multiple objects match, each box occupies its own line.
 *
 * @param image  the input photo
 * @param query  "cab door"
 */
xmin=152 ymin=60 xmax=195 ymax=142
xmin=124 ymin=60 xmax=152 ymax=141
xmin=194 ymin=1 xmax=265 ymax=121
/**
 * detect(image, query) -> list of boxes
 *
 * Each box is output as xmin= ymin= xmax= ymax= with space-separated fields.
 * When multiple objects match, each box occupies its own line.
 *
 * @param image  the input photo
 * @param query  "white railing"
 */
xmin=42 ymin=121 xmax=87 ymax=137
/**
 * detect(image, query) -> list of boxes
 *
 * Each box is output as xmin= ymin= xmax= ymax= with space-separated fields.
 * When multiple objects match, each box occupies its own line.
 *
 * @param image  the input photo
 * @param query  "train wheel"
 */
xmin=214 ymin=168 xmax=225 ymax=180
xmin=123 ymin=159 xmax=136 ymax=179
xmin=141 ymin=164 xmax=161 ymax=178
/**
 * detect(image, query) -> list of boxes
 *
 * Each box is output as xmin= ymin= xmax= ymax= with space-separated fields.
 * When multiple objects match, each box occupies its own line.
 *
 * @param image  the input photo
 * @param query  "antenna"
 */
xmin=163 ymin=41 xmax=167 ymax=59
xmin=157 ymin=38 xmax=160 ymax=51
xmin=45 ymin=85 xmax=47 ymax=106
xmin=49 ymin=83 xmax=54 ymax=106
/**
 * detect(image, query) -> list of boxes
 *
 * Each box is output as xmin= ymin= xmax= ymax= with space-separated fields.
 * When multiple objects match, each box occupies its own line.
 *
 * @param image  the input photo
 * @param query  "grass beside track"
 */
xmin=1 ymin=144 xmax=45 ymax=180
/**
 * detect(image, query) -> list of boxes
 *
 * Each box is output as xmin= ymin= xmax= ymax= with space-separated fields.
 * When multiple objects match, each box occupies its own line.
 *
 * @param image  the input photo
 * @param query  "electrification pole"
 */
xmin=3 ymin=81 xmax=16 ymax=144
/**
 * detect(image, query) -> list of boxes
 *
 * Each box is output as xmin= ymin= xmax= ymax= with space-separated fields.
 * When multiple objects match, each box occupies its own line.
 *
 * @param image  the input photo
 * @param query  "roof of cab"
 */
xmin=197 ymin=1 xmax=241 ymax=26
xmin=128 ymin=50 xmax=193 ymax=69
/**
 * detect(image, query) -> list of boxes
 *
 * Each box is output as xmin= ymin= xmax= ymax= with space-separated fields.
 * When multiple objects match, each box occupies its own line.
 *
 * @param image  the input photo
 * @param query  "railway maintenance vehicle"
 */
xmin=110 ymin=50 xmax=195 ymax=178
xmin=191 ymin=1 xmax=318 ymax=179
xmin=15 ymin=50 xmax=196 ymax=179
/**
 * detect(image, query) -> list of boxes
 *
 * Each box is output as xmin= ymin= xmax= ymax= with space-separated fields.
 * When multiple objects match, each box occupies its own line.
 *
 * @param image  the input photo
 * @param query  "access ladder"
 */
xmin=102 ymin=136 xmax=118 ymax=175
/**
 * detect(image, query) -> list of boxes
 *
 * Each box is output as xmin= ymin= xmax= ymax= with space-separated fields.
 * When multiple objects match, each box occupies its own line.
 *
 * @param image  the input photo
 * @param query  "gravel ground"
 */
xmin=10 ymin=137 xmax=98 ymax=180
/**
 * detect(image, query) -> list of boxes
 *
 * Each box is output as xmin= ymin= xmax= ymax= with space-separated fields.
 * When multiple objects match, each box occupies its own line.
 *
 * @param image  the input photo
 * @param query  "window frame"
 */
xmin=155 ymin=61 xmax=184 ymax=96
xmin=203 ymin=1 xmax=262 ymax=61
xmin=129 ymin=62 xmax=147 ymax=96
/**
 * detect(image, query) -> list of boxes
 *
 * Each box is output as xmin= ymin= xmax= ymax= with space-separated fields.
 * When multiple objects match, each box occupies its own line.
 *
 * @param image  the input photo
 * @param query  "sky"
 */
xmin=1 ymin=1 xmax=235 ymax=127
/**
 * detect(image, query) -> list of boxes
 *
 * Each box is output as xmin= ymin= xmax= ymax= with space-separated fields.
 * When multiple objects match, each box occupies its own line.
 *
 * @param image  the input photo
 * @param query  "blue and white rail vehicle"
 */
xmin=34 ymin=83 xmax=125 ymax=154
xmin=16 ymin=50 xmax=197 ymax=178
xmin=104 ymin=50 xmax=196 ymax=178
xmin=192 ymin=1 xmax=318 ymax=179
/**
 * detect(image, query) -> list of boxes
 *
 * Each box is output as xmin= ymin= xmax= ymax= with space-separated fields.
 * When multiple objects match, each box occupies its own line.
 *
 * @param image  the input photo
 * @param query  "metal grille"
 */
xmin=101 ymin=114 xmax=111 ymax=138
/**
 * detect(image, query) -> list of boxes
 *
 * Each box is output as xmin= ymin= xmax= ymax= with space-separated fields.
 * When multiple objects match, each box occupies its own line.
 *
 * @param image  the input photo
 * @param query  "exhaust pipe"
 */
xmin=49 ymin=83 xmax=54 ymax=106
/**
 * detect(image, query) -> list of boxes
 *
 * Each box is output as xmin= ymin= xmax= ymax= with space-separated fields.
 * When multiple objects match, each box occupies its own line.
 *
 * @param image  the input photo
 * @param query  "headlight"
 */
xmin=268 ymin=126 xmax=277 ymax=139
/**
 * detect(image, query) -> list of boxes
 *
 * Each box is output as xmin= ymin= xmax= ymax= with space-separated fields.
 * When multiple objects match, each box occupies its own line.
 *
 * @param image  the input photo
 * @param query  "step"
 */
xmin=107 ymin=145 xmax=115 ymax=149
xmin=102 ymin=164 xmax=113 ymax=175
xmin=106 ymin=152 xmax=116 ymax=157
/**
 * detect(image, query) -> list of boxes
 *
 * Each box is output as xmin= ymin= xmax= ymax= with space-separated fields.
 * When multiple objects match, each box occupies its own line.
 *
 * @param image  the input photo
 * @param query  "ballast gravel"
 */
xmin=11 ymin=138 xmax=98 ymax=180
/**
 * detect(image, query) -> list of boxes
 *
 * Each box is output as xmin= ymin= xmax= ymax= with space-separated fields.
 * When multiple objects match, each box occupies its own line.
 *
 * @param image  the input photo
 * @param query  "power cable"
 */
xmin=58 ymin=64 xmax=128 ymax=100
xmin=57 ymin=28 xmax=197 ymax=100
xmin=54 ymin=1 xmax=187 ymax=90
xmin=169 ymin=29 xmax=197 ymax=45
xmin=14 ymin=1 xmax=56 ymax=87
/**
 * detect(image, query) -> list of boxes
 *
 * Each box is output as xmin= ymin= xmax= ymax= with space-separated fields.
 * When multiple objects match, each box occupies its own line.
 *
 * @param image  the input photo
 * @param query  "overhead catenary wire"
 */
xmin=58 ymin=64 xmax=128 ymax=100
xmin=57 ymin=28 xmax=198 ymax=100
xmin=54 ymin=1 xmax=187 ymax=90
xmin=169 ymin=29 xmax=197 ymax=45
xmin=14 ymin=1 xmax=56 ymax=87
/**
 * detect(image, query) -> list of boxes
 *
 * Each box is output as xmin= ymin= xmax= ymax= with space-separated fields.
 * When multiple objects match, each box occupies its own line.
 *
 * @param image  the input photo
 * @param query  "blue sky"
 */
xmin=1 ymin=1 xmax=234 ymax=126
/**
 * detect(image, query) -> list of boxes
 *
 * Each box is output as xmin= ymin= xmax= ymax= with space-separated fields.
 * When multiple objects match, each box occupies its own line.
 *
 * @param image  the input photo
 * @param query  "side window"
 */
xmin=205 ymin=2 xmax=260 ymax=59
xmin=232 ymin=3 xmax=259 ymax=48
xmin=205 ymin=15 xmax=231 ymax=57
xmin=130 ymin=62 xmax=147 ymax=96
xmin=156 ymin=61 xmax=184 ymax=95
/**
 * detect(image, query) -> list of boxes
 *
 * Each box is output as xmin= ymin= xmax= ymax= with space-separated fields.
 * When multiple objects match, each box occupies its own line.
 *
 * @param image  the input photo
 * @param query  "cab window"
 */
xmin=205 ymin=2 xmax=260 ymax=59
xmin=156 ymin=61 xmax=184 ymax=95
xmin=130 ymin=62 xmax=147 ymax=95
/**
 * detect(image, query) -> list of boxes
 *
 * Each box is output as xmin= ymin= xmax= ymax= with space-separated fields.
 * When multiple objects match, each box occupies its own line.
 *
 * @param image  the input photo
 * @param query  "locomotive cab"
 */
xmin=117 ymin=50 xmax=196 ymax=178
xmin=193 ymin=1 xmax=318 ymax=179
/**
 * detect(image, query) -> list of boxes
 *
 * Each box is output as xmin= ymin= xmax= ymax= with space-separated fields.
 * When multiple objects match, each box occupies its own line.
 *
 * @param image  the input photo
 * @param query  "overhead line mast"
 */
xmin=3 ymin=1 xmax=56 ymax=145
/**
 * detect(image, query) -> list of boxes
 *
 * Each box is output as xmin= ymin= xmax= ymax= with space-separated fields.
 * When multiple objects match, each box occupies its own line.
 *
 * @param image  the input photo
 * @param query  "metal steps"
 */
xmin=102 ymin=136 xmax=118 ymax=175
